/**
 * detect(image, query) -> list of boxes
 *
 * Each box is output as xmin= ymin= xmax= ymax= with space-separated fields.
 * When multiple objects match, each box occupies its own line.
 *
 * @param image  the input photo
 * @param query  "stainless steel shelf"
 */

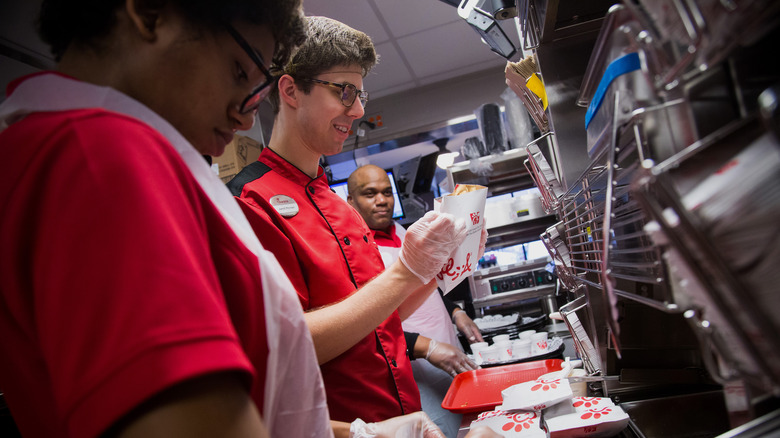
xmin=447 ymin=148 xmax=536 ymax=197
xmin=472 ymin=284 xmax=556 ymax=309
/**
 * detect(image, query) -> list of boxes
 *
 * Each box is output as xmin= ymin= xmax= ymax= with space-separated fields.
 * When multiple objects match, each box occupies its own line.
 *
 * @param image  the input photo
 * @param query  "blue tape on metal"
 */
xmin=584 ymin=52 xmax=641 ymax=129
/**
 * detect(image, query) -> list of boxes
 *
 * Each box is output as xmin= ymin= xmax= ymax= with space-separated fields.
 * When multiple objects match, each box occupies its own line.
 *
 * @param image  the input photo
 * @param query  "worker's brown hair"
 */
xmin=268 ymin=16 xmax=378 ymax=113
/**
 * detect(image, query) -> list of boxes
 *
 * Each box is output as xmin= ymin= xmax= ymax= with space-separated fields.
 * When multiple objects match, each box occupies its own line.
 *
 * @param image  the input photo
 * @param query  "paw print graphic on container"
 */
xmin=573 ymin=397 xmax=603 ymax=409
xmin=581 ymin=407 xmax=613 ymax=420
xmin=530 ymin=378 xmax=561 ymax=392
xmin=501 ymin=412 xmax=537 ymax=433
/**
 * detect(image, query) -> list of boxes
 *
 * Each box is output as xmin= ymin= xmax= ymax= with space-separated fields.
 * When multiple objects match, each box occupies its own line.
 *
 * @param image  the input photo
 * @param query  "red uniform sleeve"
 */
xmin=2 ymin=110 xmax=254 ymax=437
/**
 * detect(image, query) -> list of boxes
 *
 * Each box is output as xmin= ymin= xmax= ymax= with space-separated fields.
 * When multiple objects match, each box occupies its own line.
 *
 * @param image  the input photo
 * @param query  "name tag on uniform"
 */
xmin=270 ymin=194 xmax=299 ymax=218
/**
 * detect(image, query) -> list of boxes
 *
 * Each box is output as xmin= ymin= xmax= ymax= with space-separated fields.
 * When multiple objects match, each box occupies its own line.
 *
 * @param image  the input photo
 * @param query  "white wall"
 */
xmin=350 ymin=66 xmax=510 ymax=151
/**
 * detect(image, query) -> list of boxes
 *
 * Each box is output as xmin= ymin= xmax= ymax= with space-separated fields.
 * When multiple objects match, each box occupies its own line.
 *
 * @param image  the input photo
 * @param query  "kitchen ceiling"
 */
xmin=302 ymin=0 xmax=523 ymax=99
xmin=0 ymin=0 xmax=523 ymax=103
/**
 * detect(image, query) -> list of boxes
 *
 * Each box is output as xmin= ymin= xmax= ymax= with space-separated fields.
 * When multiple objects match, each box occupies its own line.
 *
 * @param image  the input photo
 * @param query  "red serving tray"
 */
xmin=441 ymin=359 xmax=564 ymax=414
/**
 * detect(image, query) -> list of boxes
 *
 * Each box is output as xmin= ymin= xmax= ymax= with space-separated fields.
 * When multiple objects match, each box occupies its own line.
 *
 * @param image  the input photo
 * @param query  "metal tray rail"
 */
xmin=554 ymin=123 xmax=673 ymax=311
xmin=516 ymin=0 xmax=542 ymax=51
xmin=540 ymin=223 xmax=579 ymax=292
xmin=619 ymin=0 xmax=703 ymax=91
xmin=577 ymin=4 xmax=705 ymax=162
xmin=623 ymin=0 xmax=780 ymax=90
xmin=543 ymin=94 xmax=680 ymax=361
xmin=634 ymin=173 xmax=780 ymax=393
xmin=559 ymin=182 xmax=605 ymax=283
xmin=525 ymin=0 xmax=767 ymax=380
xmin=693 ymin=0 xmax=780 ymax=70
xmin=577 ymin=4 xmax=658 ymax=107
xmin=525 ymin=75 xmax=695 ymax=379
xmin=631 ymin=117 xmax=780 ymax=393
xmin=558 ymin=294 xmax=604 ymax=380
xmin=524 ymin=133 xmax=564 ymax=215
xmin=505 ymin=65 xmax=549 ymax=134
xmin=601 ymin=158 xmax=668 ymax=295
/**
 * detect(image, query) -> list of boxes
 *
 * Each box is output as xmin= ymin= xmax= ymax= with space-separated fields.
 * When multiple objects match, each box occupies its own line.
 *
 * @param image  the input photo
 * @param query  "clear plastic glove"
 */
xmin=399 ymin=211 xmax=467 ymax=283
xmin=477 ymin=224 xmax=489 ymax=261
xmin=350 ymin=412 xmax=446 ymax=438
xmin=426 ymin=339 xmax=479 ymax=377
xmin=464 ymin=426 xmax=503 ymax=437
xmin=452 ymin=309 xmax=484 ymax=343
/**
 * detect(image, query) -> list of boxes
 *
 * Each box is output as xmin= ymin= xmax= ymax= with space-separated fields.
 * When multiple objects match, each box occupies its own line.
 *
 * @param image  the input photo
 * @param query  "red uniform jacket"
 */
xmin=230 ymin=148 xmax=421 ymax=423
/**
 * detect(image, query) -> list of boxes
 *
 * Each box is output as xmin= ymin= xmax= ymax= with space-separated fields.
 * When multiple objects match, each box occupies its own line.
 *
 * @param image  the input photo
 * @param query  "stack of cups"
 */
xmin=511 ymin=338 xmax=532 ymax=359
xmin=492 ymin=334 xmax=512 ymax=361
xmin=471 ymin=341 xmax=501 ymax=363
xmin=531 ymin=332 xmax=549 ymax=355
xmin=518 ymin=330 xmax=536 ymax=341
xmin=470 ymin=341 xmax=489 ymax=360
xmin=471 ymin=330 xmax=551 ymax=362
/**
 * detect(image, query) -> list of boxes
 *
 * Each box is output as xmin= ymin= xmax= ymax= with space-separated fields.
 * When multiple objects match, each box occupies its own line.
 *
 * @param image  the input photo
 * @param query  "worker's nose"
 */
xmin=346 ymin=99 xmax=366 ymax=119
xmin=232 ymin=108 xmax=256 ymax=132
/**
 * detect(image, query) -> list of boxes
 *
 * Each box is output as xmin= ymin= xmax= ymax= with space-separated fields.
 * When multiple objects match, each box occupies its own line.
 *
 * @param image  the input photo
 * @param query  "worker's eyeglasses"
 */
xmin=303 ymin=78 xmax=369 ymax=108
xmin=222 ymin=22 xmax=275 ymax=114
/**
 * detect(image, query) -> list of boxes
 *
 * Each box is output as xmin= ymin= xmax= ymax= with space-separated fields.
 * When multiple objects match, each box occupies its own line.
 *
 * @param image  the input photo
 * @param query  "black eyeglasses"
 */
xmin=302 ymin=78 xmax=369 ymax=108
xmin=222 ymin=22 xmax=275 ymax=114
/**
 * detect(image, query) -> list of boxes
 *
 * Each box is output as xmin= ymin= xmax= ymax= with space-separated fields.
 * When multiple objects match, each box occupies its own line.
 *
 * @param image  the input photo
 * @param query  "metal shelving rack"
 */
xmin=632 ymin=116 xmax=780 ymax=393
xmin=529 ymin=98 xmax=680 ymax=360
xmin=521 ymin=0 xmax=780 ymax=430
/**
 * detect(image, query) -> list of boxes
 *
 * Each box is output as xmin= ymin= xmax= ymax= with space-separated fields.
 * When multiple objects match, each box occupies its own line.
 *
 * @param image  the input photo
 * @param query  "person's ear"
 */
xmin=277 ymin=74 xmax=300 ymax=109
xmin=125 ymin=0 xmax=165 ymax=40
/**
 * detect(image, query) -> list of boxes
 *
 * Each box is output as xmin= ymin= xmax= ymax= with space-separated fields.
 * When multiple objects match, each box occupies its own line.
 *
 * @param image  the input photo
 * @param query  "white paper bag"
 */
xmin=546 ymin=405 xmax=629 ymax=438
xmin=433 ymin=186 xmax=488 ymax=294
xmin=470 ymin=410 xmax=546 ymax=437
xmin=500 ymin=378 xmax=574 ymax=411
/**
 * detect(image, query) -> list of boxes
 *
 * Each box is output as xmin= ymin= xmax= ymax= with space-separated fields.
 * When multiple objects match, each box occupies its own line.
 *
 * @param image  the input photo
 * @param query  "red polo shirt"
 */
xmin=232 ymin=148 xmax=421 ymax=423
xmin=0 ymin=108 xmax=263 ymax=437
xmin=371 ymin=223 xmax=404 ymax=248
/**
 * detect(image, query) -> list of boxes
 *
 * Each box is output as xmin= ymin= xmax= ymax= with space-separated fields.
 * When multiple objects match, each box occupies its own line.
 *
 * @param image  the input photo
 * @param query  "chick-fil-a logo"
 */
xmin=530 ymin=378 xmax=561 ymax=392
xmin=469 ymin=211 xmax=480 ymax=226
xmin=580 ymin=407 xmax=613 ymax=420
xmin=501 ymin=412 xmax=538 ymax=433
xmin=573 ymin=397 xmax=603 ymax=409
xmin=436 ymin=253 xmax=473 ymax=281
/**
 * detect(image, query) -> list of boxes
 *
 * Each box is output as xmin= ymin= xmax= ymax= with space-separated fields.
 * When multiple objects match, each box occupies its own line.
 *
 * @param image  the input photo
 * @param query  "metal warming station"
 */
xmin=513 ymin=0 xmax=780 ymax=436
xmin=446 ymin=0 xmax=780 ymax=435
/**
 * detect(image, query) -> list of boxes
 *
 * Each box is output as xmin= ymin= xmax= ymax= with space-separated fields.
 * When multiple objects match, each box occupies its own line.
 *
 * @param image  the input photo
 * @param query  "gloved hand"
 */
xmin=452 ymin=309 xmax=484 ymax=343
xmin=477 ymin=223 xmax=489 ymax=261
xmin=426 ymin=339 xmax=479 ymax=377
xmin=464 ymin=426 xmax=503 ymax=437
xmin=350 ymin=412 xmax=446 ymax=438
xmin=399 ymin=211 xmax=467 ymax=283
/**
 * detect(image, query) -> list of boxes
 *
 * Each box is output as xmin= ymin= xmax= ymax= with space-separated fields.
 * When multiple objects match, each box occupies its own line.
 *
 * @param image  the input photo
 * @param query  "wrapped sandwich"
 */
xmin=434 ymin=184 xmax=488 ymax=293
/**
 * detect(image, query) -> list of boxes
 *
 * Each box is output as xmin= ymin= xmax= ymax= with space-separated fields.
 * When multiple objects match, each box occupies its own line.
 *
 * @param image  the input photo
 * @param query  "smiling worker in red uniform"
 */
xmin=227 ymin=16 xmax=475 ymax=437
xmin=0 ymin=1 xmax=335 ymax=437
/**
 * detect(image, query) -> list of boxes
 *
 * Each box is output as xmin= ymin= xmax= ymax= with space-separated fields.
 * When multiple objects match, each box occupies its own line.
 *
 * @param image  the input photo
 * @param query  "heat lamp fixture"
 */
xmin=457 ymin=0 xmax=517 ymax=59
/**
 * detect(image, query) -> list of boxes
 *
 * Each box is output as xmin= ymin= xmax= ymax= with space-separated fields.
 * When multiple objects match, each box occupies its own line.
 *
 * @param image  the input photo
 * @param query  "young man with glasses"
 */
xmin=0 ymin=1 xmax=336 ymax=437
xmin=227 ymin=16 xmax=494 ymax=437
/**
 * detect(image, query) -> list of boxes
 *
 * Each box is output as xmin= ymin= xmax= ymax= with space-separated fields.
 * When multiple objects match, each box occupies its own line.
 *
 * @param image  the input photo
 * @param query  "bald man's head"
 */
xmin=347 ymin=165 xmax=395 ymax=231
